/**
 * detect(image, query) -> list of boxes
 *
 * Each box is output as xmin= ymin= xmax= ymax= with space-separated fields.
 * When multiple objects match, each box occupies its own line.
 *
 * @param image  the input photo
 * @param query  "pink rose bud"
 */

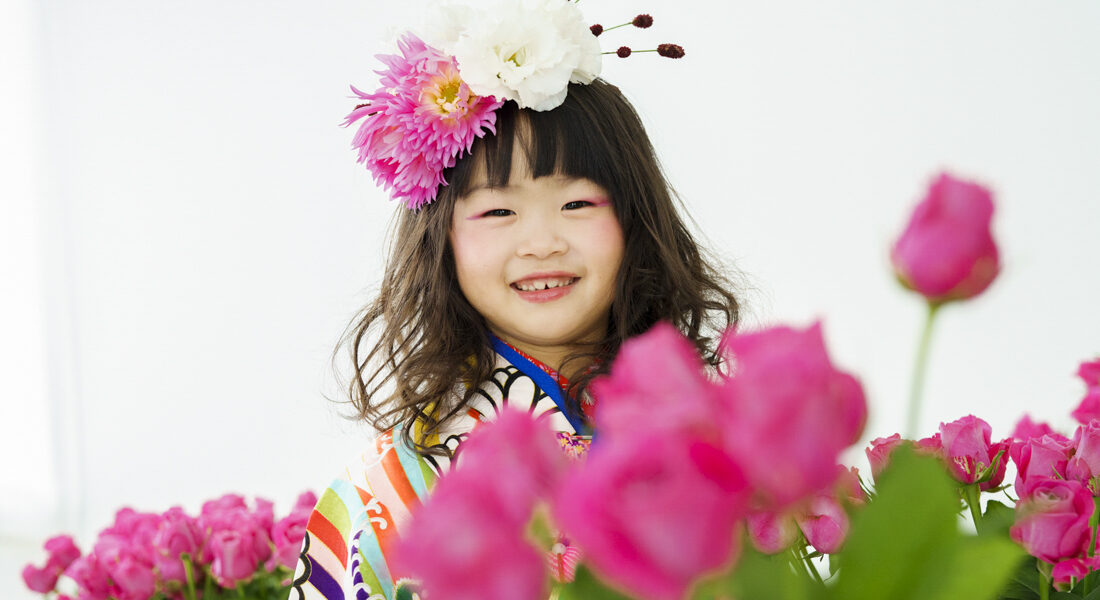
xmin=891 ymin=172 xmax=999 ymax=304
xmin=553 ymin=432 xmax=748 ymax=600
xmin=939 ymin=415 xmax=1008 ymax=489
xmin=796 ymin=492 xmax=850 ymax=554
xmin=1068 ymin=422 xmax=1100 ymax=495
xmin=836 ymin=466 xmax=867 ymax=506
xmin=269 ymin=510 xmax=310 ymax=570
xmin=719 ymin=322 xmax=867 ymax=508
xmin=152 ymin=507 xmax=202 ymax=583
xmin=1013 ymin=435 xmax=1073 ymax=496
xmin=1011 ymin=478 xmax=1094 ymax=564
xmin=745 ymin=510 xmax=799 ymax=554
xmin=865 ymin=434 xmax=905 ymax=482
xmin=914 ymin=432 xmax=944 ymax=458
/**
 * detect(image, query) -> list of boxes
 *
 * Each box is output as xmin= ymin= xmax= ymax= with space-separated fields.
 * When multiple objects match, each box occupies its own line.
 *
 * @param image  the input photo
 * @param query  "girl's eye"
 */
xmin=562 ymin=200 xmax=595 ymax=210
xmin=480 ymin=208 xmax=515 ymax=218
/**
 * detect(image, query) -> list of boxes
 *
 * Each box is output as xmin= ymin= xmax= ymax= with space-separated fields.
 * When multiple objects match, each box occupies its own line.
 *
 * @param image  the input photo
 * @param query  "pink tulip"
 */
xmin=1012 ymin=435 xmax=1073 ymax=496
xmin=890 ymin=172 xmax=1000 ymax=304
xmin=796 ymin=492 xmax=850 ymax=554
xmin=865 ymin=434 xmax=905 ymax=481
xmin=592 ymin=322 xmax=724 ymax=443
xmin=553 ymin=431 xmax=748 ymax=600
xmin=1011 ymin=478 xmax=1094 ymax=564
xmin=939 ymin=415 xmax=1008 ymax=490
xmin=745 ymin=510 xmax=799 ymax=554
xmin=719 ymin=322 xmax=867 ymax=508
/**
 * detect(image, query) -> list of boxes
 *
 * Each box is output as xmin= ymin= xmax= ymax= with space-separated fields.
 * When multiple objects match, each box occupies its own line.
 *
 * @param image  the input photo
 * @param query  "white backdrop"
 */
xmin=3 ymin=0 xmax=1099 ymax=595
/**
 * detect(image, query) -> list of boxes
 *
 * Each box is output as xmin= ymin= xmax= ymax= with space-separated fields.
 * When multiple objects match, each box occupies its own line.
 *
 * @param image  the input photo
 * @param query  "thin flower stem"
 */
xmin=905 ymin=302 xmax=941 ymax=439
xmin=603 ymin=22 xmax=631 ymax=32
xmin=1040 ymin=569 xmax=1051 ymax=600
xmin=963 ymin=484 xmax=983 ymax=531
xmin=237 ymin=582 xmax=247 ymax=599
xmin=803 ymin=552 xmax=826 ymax=586
xmin=181 ymin=554 xmax=199 ymax=600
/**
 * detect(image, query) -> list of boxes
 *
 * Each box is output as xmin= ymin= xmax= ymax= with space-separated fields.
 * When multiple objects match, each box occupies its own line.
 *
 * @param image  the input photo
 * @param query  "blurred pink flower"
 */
xmin=1053 ymin=556 xmax=1100 ymax=591
xmin=395 ymin=480 xmax=547 ymax=600
xmin=343 ymin=32 xmax=504 ymax=210
xmin=1012 ymin=414 xmax=1061 ymax=442
xmin=745 ymin=510 xmax=799 ymax=554
xmin=890 ymin=172 xmax=1000 ymax=304
xmin=1011 ymin=478 xmax=1094 ymax=564
xmin=939 ymin=415 xmax=1008 ymax=490
xmin=719 ymin=322 xmax=867 ymax=508
xmin=64 ymin=555 xmax=112 ymax=600
xmin=865 ymin=434 xmax=905 ymax=482
xmin=152 ymin=507 xmax=203 ymax=583
xmin=796 ymin=492 xmax=850 ymax=555
xmin=269 ymin=509 xmax=310 ymax=571
xmin=836 ymin=466 xmax=867 ymax=506
xmin=1072 ymin=388 xmax=1100 ymax=425
xmin=393 ymin=409 xmax=563 ymax=600
xmin=197 ymin=496 xmax=272 ymax=567
xmin=294 ymin=491 xmax=318 ymax=512
xmin=1080 ymin=359 xmax=1100 ymax=387
xmin=1068 ymin=421 xmax=1100 ymax=495
xmin=106 ymin=555 xmax=157 ymax=600
xmin=592 ymin=321 xmax=724 ymax=443
xmin=553 ymin=432 xmax=748 ymax=600
xmin=22 ymin=535 xmax=83 ymax=593
xmin=208 ymin=529 xmax=261 ymax=588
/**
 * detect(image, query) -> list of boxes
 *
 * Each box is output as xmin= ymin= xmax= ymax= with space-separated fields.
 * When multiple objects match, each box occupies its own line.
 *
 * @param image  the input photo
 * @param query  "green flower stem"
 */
xmin=963 ymin=484 xmax=983 ymax=531
xmin=1090 ymin=497 xmax=1100 ymax=559
xmin=1040 ymin=569 xmax=1051 ymax=600
xmin=237 ymin=582 xmax=247 ymax=599
xmin=905 ymin=301 xmax=942 ymax=439
xmin=181 ymin=554 xmax=198 ymax=600
xmin=790 ymin=547 xmax=824 ymax=586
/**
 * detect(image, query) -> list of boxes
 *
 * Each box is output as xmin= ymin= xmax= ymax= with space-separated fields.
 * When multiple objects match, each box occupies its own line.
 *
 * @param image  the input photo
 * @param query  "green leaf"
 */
xmin=911 ymin=535 xmax=1025 ymax=600
xmin=557 ymin=566 xmax=635 ymax=600
xmin=1050 ymin=593 xmax=1080 ymax=600
xmin=712 ymin=546 xmax=813 ymax=600
xmin=980 ymin=500 xmax=1018 ymax=538
xmin=832 ymin=448 xmax=960 ymax=600
xmin=1084 ymin=585 xmax=1100 ymax=600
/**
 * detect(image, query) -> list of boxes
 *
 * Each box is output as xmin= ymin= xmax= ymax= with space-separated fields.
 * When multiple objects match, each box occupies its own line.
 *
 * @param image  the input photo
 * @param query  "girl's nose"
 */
xmin=516 ymin=219 xmax=568 ymax=259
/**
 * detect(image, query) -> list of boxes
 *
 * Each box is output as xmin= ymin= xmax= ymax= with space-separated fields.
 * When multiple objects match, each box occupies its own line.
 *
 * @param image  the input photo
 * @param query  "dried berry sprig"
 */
xmin=602 ymin=43 xmax=686 ymax=59
xmin=590 ymin=14 xmax=653 ymax=36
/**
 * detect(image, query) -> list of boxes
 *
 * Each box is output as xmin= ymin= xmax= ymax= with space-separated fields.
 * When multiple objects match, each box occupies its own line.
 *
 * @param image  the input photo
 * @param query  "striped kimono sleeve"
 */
xmin=290 ymin=427 xmax=437 ymax=600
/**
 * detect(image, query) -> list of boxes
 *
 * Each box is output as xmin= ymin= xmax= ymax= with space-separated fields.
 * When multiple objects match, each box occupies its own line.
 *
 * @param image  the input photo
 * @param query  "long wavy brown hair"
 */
xmin=338 ymin=78 xmax=743 ymax=456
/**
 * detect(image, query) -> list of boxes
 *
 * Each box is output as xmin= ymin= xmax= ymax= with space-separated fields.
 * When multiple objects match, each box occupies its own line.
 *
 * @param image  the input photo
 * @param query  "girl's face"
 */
xmin=449 ymin=157 xmax=624 ymax=369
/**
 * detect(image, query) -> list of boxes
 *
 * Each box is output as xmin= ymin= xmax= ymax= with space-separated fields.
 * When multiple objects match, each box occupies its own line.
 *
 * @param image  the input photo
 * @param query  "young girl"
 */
xmin=291 ymin=4 xmax=740 ymax=599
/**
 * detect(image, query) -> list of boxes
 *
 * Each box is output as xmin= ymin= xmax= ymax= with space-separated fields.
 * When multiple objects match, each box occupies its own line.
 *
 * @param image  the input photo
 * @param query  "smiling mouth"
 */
xmin=510 ymin=277 xmax=579 ymax=292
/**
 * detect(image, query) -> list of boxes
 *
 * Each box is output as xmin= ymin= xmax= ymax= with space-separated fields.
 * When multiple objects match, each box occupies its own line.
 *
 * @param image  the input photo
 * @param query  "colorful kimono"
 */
xmin=290 ymin=337 xmax=592 ymax=600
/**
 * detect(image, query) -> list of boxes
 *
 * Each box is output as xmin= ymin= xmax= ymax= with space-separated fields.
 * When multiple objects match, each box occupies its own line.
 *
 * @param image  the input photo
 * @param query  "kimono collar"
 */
xmin=488 ymin=334 xmax=593 ymax=436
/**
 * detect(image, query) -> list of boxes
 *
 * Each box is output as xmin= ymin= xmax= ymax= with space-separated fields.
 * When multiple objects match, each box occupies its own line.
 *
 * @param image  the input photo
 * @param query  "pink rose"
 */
xmin=592 ymin=322 xmax=725 ymax=443
xmin=1072 ymin=388 xmax=1100 ymax=426
xmin=865 ymin=434 xmax=905 ymax=481
xmin=745 ymin=510 xmax=799 ymax=554
xmin=939 ymin=415 xmax=1008 ymax=490
xmin=208 ymin=529 xmax=260 ymax=588
xmin=914 ymin=432 xmax=944 ymax=458
xmin=1012 ymin=435 xmax=1073 ymax=496
xmin=394 ymin=479 xmax=547 ymax=600
xmin=293 ymin=491 xmax=318 ymax=512
xmin=1080 ymin=359 xmax=1100 ymax=387
xmin=1052 ymin=557 xmax=1100 ymax=592
xmin=553 ymin=431 xmax=748 ymax=600
xmin=1011 ymin=478 xmax=1094 ymax=564
xmin=890 ymin=172 xmax=999 ymax=304
xmin=452 ymin=408 xmax=567 ymax=526
xmin=22 ymin=535 xmax=83 ymax=593
xmin=152 ymin=507 xmax=203 ymax=583
xmin=106 ymin=554 xmax=156 ymax=600
xmin=65 ymin=555 xmax=112 ymax=600
xmin=719 ymin=322 xmax=867 ymax=508
xmin=197 ymin=498 xmax=272 ymax=566
xmin=269 ymin=509 xmax=309 ymax=571
xmin=836 ymin=466 xmax=867 ymax=506
xmin=1068 ymin=422 xmax=1100 ymax=495
xmin=796 ymin=492 xmax=850 ymax=555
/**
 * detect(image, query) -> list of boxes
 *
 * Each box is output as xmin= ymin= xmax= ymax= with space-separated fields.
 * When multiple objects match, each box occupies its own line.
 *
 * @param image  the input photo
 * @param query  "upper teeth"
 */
xmin=515 ymin=277 xmax=574 ymax=291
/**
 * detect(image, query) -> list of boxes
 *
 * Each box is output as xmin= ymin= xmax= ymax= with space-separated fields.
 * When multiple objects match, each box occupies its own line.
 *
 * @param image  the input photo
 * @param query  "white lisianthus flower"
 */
xmin=423 ymin=0 xmax=602 ymax=111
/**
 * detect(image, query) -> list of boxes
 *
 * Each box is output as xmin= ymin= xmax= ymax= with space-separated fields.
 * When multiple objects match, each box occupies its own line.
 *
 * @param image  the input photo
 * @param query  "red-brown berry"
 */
xmin=590 ymin=23 xmax=603 ymax=36
xmin=632 ymin=14 xmax=653 ymax=28
xmin=616 ymin=46 xmax=632 ymax=58
xmin=657 ymin=43 xmax=685 ymax=59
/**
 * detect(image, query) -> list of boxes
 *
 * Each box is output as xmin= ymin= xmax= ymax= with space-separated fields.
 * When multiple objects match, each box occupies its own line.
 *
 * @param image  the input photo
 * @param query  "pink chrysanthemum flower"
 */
xmin=343 ymin=33 xmax=504 ymax=210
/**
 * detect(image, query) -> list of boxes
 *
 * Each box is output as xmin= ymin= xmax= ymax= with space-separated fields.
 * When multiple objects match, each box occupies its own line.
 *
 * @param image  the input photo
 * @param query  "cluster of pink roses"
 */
xmin=867 ymin=358 xmax=1100 ymax=592
xmin=394 ymin=320 xmax=868 ymax=600
xmin=22 ymin=491 xmax=316 ymax=600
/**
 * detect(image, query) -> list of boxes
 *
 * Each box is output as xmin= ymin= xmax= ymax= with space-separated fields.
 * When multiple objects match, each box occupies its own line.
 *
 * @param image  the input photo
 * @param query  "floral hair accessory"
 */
xmin=345 ymin=0 xmax=682 ymax=210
